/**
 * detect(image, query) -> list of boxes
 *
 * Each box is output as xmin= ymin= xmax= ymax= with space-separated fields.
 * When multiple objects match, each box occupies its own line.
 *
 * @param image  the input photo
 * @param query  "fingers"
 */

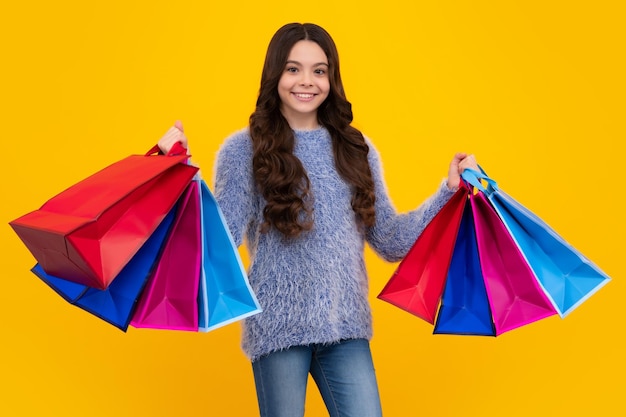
xmin=158 ymin=123 xmax=188 ymax=154
xmin=458 ymin=154 xmax=478 ymax=173
xmin=447 ymin=153 xmax=479 ymax=190
xmin=453 ymin=152 xmax=468 ymax=162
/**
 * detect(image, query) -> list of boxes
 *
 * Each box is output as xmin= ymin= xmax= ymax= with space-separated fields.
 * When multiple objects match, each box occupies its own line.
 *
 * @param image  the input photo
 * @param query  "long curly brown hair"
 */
xmin=250 ymin=23 xmax=376 ymax=237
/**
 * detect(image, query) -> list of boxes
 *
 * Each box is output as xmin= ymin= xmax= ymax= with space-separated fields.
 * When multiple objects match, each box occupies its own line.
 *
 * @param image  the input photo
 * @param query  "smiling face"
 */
xmin=277 ymin=40 xmax=330 ymax=130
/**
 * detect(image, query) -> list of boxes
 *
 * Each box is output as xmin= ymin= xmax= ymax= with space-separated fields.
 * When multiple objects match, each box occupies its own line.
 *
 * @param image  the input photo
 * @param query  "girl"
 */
xmin=159 ymin=22 xmax=478 ymax=417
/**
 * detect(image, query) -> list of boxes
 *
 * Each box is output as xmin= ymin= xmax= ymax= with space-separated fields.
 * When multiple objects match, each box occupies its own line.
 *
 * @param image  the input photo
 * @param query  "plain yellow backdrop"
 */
xmin=1 ymin=1 xmax=624 ymax=416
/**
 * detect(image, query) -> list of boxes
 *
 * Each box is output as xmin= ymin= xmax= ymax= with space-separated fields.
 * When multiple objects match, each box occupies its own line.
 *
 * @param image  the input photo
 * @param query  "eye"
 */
xmin=285 ymin=66 xmax=298 ymax=73
xmin=314 ymin=68 xmax=326 ymax=75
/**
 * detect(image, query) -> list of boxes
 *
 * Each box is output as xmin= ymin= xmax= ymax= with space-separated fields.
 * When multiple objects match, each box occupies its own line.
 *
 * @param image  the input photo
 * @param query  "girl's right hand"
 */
xmin=446 ymin=152 xmax=479 ymax=190
xmin=157 ymin=120 xmax=188 ymax=154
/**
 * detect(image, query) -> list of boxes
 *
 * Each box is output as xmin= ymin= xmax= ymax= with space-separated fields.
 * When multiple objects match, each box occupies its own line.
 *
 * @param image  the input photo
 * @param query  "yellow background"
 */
xmin=1 ymin=1 xmax=624 ymax=416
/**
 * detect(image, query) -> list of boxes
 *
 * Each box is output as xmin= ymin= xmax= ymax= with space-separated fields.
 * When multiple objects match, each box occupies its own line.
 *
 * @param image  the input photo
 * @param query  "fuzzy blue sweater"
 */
xmin=213 ymin=127 xmax=455 ymax=361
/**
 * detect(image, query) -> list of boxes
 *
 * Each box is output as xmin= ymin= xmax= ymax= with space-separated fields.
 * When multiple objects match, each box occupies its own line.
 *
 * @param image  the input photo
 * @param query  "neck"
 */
xmin=292 ymin=123 xmax=321 ymax=131
xmin=281 ymin=110 xmax=320 ymax=130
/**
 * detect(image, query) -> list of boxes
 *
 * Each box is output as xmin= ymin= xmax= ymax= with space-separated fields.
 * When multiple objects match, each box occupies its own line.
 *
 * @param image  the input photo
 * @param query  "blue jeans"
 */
xmin=251 ymin=339 xmax=383 ymax=417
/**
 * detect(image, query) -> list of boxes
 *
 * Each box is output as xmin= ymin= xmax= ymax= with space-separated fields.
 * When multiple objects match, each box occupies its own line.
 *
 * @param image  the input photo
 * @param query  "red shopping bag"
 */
xmin=130 ymin=180 xmax=202 ymax=331
xmin=378 ymin=183 xmax=468 ymax=324
xmin=10 ymin=144 xmax=198 ymax=290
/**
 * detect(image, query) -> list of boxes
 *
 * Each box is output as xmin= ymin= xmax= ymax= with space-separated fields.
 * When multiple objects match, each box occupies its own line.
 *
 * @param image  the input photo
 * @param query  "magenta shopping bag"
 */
xmin=470 ymin=190 xmax=557 ymax=335
xmin=130 ymin=180 xmax=201 ymax=331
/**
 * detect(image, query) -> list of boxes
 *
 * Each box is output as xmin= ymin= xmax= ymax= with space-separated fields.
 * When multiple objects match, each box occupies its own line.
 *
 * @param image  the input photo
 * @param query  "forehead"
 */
xmin=287 ymin=40 xmax=328 ymax=64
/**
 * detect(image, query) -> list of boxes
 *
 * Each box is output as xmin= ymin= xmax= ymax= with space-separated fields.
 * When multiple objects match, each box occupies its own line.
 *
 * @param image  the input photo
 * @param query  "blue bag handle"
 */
xmin=461 ymin=166 xmax=498 ymax=196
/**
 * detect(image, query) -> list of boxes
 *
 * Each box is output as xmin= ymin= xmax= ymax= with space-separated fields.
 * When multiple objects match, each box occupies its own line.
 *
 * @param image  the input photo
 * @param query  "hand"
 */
xmin=447 ymin=152 xmax=479 ymax=190
xmin=157 ymin=120 xmax=188 ymax=154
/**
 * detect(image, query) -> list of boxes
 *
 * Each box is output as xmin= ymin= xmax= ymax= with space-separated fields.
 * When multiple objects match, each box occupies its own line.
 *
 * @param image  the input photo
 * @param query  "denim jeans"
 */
xmin=251 ymin=338 xmax=383 ymax=417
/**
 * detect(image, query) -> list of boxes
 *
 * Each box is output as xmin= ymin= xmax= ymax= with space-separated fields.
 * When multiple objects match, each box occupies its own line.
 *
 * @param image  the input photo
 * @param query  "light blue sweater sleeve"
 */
xmin=212 ymin=129 xmax=257 ymax=247
xmin=365 ymin=139 xmax=456 ymax=262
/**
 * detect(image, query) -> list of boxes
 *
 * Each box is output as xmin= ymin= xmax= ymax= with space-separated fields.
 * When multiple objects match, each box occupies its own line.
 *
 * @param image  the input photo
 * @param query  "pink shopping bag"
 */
xmin=470 ymin=190 xmax=557 ymax=335
xmin=130 ymin=180 xmax=201 ymax=331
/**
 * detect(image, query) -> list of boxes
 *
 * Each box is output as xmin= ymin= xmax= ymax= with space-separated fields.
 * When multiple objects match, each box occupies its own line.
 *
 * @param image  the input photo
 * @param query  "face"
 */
xmin=277 ymin=40 xmax=330 ymax=129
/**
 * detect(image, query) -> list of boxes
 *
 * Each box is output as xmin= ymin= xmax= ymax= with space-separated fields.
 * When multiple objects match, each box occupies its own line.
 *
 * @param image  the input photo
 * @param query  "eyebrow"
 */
xmin=285 ymin=60 xmax=329 ymax=67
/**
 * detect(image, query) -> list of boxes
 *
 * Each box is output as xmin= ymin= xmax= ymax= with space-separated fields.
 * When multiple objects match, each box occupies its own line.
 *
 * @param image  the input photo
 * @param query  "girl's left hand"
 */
xmin=447 ymin=152 xmax=479 ymax=190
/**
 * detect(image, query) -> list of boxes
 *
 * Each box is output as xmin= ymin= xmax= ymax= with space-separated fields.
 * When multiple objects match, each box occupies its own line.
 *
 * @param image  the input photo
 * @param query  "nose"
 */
xmin=299 ymin=71 xmax=313 ymax=87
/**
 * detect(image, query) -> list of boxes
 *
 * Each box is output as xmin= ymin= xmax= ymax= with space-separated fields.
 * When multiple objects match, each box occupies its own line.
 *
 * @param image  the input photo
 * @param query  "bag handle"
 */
xmin=461 ymin=166 xmax=498 ymax=195
xmin=145 ymin=141 xmax=188 ymax=157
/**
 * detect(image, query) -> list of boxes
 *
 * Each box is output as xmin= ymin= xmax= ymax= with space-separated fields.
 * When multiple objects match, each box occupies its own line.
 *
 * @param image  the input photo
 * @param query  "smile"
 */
xmin=292 ymin=93 xmax=316 ymax=100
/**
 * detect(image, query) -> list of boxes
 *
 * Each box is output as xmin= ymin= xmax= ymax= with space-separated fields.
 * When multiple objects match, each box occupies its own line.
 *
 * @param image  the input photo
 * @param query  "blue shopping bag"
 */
xmin=461 ymin=168 xmax=610 ymax=317
xmin=32 ymin=206 xmax=176 ymax=331
xmin=197 ymin=178 xmax=261 ymax=332
xmin=434 ymin=198 xmax=495 ymax=336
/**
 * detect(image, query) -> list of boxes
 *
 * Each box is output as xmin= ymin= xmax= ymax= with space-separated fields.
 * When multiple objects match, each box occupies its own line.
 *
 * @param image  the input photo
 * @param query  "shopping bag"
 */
xmin=470 ymin=188 xmax=557 ymax=335
xmin=197 ymin=178 xmax=261 ymax=332
xmin=433 ymin=198 xmax=495 ymax=336
xmin=10 ymin=144 xmax=198 ymax=290
xmin=462 ymin=168 xmax=610 ymax=317
xmin=30 ymin=206 xmax=176 ymax=331
xmin=131 ymin=180 xmax=202 ymax=331
xmin=378 ymin=182 xmax=469 ymax=324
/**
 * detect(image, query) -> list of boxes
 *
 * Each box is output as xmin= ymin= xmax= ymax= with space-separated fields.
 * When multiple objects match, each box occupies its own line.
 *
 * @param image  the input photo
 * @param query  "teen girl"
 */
xmin=159 ymin=22 xmax=478 ymax=417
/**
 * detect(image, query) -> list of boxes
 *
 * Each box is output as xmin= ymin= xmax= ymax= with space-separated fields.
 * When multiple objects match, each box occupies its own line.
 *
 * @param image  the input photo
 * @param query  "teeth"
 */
xmin=295 ymin=93 xmax=314 ymax=99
